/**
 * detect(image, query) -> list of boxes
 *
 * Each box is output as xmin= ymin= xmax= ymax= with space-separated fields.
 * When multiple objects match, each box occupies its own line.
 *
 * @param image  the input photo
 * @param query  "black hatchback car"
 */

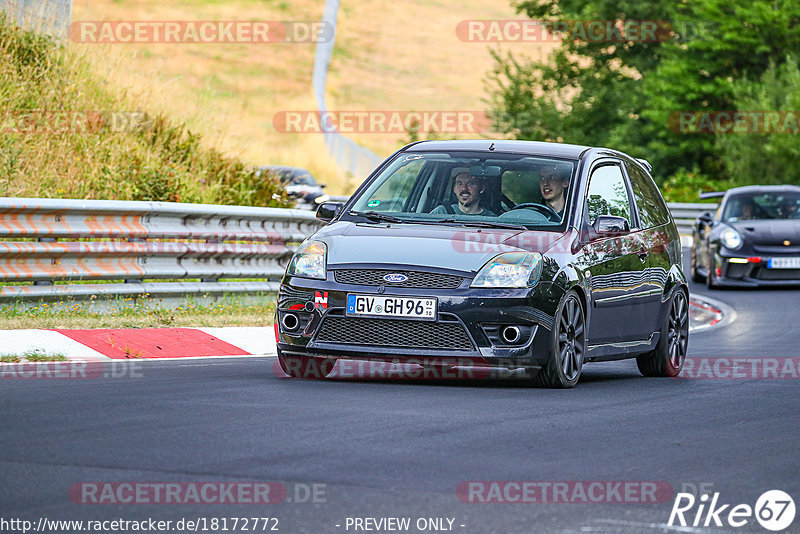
xmin=276 ymin=140 xmax=688 ymax=387
xmin=691 ymin=185 xmax=800 ymax=287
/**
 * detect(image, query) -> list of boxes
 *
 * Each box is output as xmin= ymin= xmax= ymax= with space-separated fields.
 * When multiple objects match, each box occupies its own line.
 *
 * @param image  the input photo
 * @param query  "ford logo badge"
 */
xmin=383 ymin=273 xmax=408 ymax=283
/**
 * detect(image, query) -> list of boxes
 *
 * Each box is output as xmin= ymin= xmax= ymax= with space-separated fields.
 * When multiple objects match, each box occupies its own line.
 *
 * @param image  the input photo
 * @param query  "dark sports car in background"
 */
xmin=276 ymin=140 xmax=689 ymax=388
xmin=257 ymin=165 xmax=329 ymax=208
xmin=691 ymin=185 xmax=800 ymax=287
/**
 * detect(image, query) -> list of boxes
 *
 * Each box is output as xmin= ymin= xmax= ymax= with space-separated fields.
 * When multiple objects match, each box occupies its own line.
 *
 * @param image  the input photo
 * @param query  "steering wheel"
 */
xmin=505 ymin=202 xmax=561 ymax=222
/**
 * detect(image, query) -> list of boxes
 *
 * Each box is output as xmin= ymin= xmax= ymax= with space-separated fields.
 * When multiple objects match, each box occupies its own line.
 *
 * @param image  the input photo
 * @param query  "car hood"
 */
xmin=730 ymin=219 xmax=800 ymax=246
xmin=314 ymin=221 xmax=570 ymax=273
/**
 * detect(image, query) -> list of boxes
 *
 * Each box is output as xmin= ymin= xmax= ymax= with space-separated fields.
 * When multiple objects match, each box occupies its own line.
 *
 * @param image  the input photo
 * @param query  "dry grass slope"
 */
xmin=0 ymin=12 xmax=290 ymax=206
xmin=72 ymin=0 xmax=556 ymax=194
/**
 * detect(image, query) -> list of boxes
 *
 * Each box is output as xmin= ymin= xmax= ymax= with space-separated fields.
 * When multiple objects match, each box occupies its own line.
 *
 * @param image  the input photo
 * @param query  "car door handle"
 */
xmin=637 ymin=248 xmax=649 ymax=262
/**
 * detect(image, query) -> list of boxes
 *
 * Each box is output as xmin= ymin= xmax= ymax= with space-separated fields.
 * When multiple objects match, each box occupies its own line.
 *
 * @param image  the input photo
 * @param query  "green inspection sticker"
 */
xmin=367 ymin=200 xmax=381 ymax=207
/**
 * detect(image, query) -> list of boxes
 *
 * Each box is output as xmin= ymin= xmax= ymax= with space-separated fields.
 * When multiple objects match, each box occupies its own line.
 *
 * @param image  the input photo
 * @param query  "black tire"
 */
xmin=690 ymin=243 xmax=704 ymax=283
xmin=278 ymin=351 xmax=335 ymax=378
xmin=531 ymin=290 xmax=586 ymax=388
xmin=637 ymin=289 xmax=689 ymax=377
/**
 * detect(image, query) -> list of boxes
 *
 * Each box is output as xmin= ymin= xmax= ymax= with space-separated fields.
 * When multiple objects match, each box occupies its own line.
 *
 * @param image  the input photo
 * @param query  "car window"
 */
xmin=586 ymin=164 xmax=632 ymax=225
xmin=359 ymin=158 xmax=425 ymax=212
xmin=625 ymin=162 xmax=670 ymax=228
xmin=290 ymin=172 xmax=316 ymax=186
xmin=348 ymin=152 xmax=577 ymax=229
xmin=502 ymin=170 xmax=542 ymax=205
xmin=722 ymin=192 xmax=800 ymax=222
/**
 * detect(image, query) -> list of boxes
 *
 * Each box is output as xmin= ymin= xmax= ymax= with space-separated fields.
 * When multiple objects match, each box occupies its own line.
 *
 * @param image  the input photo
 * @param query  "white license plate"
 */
xmin=346 ymin=294 xmax=437 ymax=320
xmin=768 ymin=257 xmax=800 ymax=269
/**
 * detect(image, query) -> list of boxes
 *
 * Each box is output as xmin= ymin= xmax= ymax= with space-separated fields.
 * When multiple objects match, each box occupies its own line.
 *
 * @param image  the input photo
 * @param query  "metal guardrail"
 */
xmin=669 ymin=202 xmax=718 ymax=236
xmin=2 ymin=0 xmax=72 ymax=41
xmin=0 ymin=197 xmax=716 ymax=303
xmin=0 ymin=198 xmax=323 ymax=302
xmin=312 ymin=0 xmax=382 ymax=178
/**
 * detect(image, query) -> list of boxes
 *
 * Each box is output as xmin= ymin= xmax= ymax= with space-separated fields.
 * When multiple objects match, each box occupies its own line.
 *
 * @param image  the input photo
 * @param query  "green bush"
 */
xmin=661 ymin=168 xmax=732 ymax=203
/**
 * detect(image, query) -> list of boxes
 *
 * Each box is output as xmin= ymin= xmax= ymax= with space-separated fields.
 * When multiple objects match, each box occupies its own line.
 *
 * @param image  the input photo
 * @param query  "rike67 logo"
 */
xmin=669 ymin=490 xmax=795 ymax=531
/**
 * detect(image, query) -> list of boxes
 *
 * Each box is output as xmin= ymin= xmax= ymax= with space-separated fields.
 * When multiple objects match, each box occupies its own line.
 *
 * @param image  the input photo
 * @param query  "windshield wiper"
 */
xmin=435 ymin=219 xmax=527 ymax=231
xmin=349 ymin=210 xmax=406 ymax=224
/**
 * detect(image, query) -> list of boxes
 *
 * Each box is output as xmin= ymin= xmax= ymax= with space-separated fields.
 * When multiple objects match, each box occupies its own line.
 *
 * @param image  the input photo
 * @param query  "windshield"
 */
xmin=286 ymin=172 xmax=316 ymax=186
xmin=348 ymin=151 xmax=577 ymax=229
xmin=722 ymin=192 xmax=800 ymax=222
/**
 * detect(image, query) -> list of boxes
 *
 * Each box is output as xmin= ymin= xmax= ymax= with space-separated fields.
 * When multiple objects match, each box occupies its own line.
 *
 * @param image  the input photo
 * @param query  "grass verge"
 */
xmin=1 ymin=350 xmax=67 ymax=362
xmin=0 ymin=294 xmax=276 ymax=329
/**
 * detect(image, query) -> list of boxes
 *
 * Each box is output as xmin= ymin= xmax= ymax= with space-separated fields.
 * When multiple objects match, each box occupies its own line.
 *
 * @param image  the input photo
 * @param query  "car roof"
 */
xmin=258 ymin=165 xmax=310 ymax=174
xmin=725 ymin=185 xmax=800 ymax=196
xmin=404 ymin=139 xmax=593 ymax=159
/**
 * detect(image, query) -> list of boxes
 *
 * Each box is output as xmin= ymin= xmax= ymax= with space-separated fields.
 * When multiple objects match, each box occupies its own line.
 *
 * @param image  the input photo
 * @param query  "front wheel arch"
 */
xmin=637 ymin=287 xmax=689 ymax=378
xmin=530 ymin=289 xmax=587 ymax=388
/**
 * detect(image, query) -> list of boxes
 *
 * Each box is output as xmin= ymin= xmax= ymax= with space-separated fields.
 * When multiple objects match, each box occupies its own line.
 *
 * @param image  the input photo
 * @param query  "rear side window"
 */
xmin=586 ymin=164 xmax=632 ymax=225
xmin=626 ymin=163 xmax=671 ymax=228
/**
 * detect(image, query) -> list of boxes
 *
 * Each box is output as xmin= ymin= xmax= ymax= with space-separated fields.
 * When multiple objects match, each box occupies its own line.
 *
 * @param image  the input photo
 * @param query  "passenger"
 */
xmin=539 ymin=164 xmax=571 ymax=218
xmin=431 ymin=170 xmax=497 ymax=216
xmin=781 ymin=198 xmax=799 ymax=219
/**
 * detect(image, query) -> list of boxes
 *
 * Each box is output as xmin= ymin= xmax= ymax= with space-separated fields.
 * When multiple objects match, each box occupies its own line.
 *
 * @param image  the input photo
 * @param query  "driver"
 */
xmin=781 ymin=198 xmax=799 ymax=219
xmin=431 ymin=170 xmax=496 ymax=216
xmin=539 ymin=164 xmax=570 ymax=218
xmin=734 ymin=197 xmax=756 ymax=220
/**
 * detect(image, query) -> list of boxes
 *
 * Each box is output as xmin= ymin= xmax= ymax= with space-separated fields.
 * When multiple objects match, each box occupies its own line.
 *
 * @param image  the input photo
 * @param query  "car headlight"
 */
xmin=471 ymin=252 xmax=543 ymax=288
xmin=287 ymin=241 xmax=327 ymax=279
xmin=720 ymin=228 xmax=743 ymax=250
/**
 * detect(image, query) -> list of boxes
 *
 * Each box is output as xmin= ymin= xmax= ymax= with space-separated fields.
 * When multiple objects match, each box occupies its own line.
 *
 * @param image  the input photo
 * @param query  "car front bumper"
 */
xmin=713 ymin=248 xmax=800 ymax=286
xmin=275 ymin=272 xmax=562 ymax=369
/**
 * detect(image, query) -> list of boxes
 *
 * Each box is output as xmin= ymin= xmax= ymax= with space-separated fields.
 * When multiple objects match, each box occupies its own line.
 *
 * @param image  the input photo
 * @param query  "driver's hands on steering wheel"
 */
xmin=505 ymin=202 xmax=561 ymax=222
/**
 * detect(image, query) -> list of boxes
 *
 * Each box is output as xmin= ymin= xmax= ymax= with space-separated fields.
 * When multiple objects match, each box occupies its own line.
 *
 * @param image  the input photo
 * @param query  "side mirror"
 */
xmin=319 ymin=184 xmax=327 ymax=188
xmin=593 ymin=215 xmax=630 ymax=236
xmin=316 ymin=202 xmax=343 ymax=223
xmin=698 ymin=211 xmax=714 ymax=224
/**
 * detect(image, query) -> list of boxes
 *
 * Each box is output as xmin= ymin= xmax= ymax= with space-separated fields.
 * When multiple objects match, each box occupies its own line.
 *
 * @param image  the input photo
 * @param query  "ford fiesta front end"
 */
xmin=276 ymin=140 xmax=688 ymax=388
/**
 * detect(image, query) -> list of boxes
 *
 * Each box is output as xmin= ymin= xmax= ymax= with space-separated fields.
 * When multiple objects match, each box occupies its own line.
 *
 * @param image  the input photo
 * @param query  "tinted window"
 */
xmin=625 ymin=163 xmax=671 ymax=228
xmin=349 ymin=152 xmax=577 ymax=229
xmin=586 ymin=164 xmax=632 ymax=224
xmin=722 ymin=191 xmax=800 ymax=222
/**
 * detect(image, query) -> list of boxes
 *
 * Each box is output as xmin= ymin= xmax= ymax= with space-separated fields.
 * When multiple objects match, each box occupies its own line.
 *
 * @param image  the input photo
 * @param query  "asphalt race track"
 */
xmin=2 ymin=252 xmax=799 ymax=533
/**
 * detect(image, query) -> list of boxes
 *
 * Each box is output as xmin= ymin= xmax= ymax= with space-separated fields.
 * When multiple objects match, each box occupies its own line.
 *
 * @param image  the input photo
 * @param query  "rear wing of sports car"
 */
xmin=699 ymin=191 xmax=726 ymax=200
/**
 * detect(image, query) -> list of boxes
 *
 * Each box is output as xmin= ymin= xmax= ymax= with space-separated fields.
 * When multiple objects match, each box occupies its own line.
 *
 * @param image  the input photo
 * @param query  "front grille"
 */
xmin=755 ymin=268 xmax=800 ymax=281
xmin=334 ymin=269 xmax=464 ymax=289
xmin=315 ymin=316 xmax=474 ymax=350
xmin=753 ymin=245 xmax=800 ymax=254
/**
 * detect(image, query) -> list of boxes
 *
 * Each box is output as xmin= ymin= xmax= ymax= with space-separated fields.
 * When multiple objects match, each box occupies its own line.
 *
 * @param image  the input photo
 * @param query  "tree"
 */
xmin=488 ymin=0 xmax=800 ymax=183
xmin=714 ymin=58 xmax=800 ymax=186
